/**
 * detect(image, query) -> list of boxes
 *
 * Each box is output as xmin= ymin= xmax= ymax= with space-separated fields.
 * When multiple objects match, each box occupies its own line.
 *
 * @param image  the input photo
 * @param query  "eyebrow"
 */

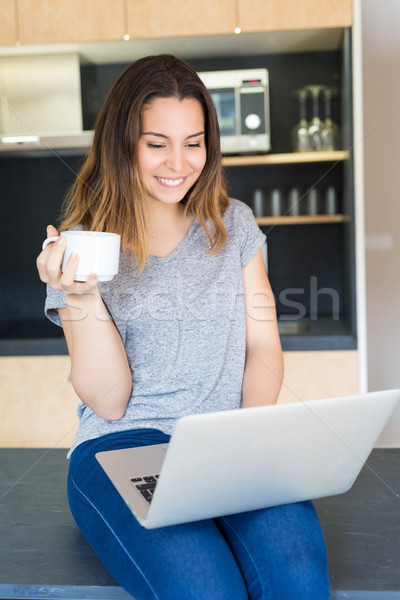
xmin=142 ymin=131 xmax=205 ymax=140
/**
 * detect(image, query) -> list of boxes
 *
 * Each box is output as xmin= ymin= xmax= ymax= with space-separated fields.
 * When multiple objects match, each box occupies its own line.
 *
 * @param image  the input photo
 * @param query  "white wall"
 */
xmin=361 ymin=0 xmax=400 ymax=446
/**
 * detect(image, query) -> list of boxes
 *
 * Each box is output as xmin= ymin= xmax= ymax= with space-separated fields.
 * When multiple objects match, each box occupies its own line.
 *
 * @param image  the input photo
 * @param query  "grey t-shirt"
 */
xmin=45 ymin=198 xmax=266 ymax=455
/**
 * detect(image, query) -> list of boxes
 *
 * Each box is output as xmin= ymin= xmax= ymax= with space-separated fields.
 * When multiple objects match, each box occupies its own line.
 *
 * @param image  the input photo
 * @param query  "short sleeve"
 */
xmin=237 ymin=201 xmax=266 ymax=268
xmin=44 ymin=284 xmax=66 ymax=328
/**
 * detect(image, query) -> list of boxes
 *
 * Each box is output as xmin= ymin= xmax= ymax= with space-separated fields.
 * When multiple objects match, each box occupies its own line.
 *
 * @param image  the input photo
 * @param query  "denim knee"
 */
xmin=68 ymin=461 xmax=249 ymax=600
xmin=217 ymin=501 xmax=331 ymax=600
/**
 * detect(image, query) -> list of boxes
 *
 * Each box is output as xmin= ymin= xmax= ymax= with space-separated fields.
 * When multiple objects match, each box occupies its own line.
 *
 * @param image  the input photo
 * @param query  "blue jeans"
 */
xmin=68 ymin=429 xmax=331 ymax=600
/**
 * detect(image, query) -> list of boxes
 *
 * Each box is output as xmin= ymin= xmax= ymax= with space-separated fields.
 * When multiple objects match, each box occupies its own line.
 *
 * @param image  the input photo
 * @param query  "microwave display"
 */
xmin=198 ymin=68 xmax=271 ymax=155
xmin=209 ymin=89 xmax=236 ymax=136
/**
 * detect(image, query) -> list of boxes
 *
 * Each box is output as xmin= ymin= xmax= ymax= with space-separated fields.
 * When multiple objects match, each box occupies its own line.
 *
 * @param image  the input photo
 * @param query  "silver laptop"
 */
xmin=95 ymin=389 xmax=399 ymax=529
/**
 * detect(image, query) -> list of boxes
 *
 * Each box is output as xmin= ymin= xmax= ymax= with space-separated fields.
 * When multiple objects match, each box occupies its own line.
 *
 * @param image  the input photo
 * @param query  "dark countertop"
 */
xmin=0 ymin=317 xmax=357 ymax=356
xmin=0 ymin=448 xmax=399 ymax=599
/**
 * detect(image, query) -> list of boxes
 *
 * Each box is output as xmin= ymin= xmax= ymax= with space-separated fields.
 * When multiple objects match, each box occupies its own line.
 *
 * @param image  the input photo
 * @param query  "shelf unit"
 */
xmin=255 ymin=214 xmax=350 ymax=225
xmin=193 ymin=42 xmax=354 ymax=341
xmin=222 ymin=150 xmax=349 ymax=166
xmin=223 ymin=150 xmax=350 ymax=226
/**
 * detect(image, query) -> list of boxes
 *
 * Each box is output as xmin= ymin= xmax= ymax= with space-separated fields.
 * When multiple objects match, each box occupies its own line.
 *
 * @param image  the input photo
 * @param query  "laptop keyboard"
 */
xmin=131 ymin=475 xmax=159 ymax=504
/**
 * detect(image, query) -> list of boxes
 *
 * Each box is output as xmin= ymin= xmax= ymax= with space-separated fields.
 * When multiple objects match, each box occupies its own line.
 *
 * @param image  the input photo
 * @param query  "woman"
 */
xmin=37 ymin=54 xmax=331 ymax=600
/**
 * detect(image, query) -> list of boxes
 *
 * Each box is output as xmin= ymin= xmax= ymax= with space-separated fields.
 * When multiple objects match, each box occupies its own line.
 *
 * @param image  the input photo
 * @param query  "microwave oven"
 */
xmin=197 ymin=68 xmax=271 ymax=155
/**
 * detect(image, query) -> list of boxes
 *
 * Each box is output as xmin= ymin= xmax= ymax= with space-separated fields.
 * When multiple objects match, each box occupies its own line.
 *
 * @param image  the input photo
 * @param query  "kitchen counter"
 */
xmin=0 ymin=448 xmax=399 ymax=598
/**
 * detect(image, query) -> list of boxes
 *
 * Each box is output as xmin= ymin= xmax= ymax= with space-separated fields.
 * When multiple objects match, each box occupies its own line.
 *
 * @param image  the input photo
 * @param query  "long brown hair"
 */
xmin=59 ymin=54 xmax=229 ymax=270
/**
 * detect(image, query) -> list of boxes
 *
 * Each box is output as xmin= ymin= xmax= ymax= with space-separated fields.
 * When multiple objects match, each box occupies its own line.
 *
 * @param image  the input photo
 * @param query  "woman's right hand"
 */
xmin=36 ymin=224 xmax=98 ymax=295
xmin=38 ymin=225 xmax=132 ymax=418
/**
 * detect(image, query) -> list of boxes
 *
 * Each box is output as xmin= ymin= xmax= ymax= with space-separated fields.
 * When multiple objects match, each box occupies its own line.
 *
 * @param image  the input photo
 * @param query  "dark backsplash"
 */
xmin=0 ymin=49 xmax=351 ymax=352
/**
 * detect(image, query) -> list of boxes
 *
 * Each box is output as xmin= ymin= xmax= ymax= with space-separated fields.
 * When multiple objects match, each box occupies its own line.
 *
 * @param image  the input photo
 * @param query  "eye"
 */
xmin=187 ymin=142 xmax=201 ymax=148
xmin=147 ymin=143 xmax=165 ymax=149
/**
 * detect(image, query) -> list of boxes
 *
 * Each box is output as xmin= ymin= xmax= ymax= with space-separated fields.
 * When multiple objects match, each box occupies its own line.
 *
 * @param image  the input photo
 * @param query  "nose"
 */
xmin=165 ymin=146 xmax=184 ymax=172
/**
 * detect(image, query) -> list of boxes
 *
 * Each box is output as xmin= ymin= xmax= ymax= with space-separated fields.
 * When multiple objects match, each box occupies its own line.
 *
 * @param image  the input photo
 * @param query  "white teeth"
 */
xmin=156 ymin=177 xmax=184 ymax=187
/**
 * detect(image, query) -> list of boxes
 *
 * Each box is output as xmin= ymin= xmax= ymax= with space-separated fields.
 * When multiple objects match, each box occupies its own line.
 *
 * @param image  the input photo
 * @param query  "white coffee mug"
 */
xmin=42 ymin=230 xmax=120 ymax=282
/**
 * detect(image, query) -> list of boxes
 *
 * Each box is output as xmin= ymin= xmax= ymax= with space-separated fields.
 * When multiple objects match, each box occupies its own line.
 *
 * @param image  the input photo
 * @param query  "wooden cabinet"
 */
xmin=0 ymin=0 xmax=18 ymax=45
xmin=0 ymin=0 xmax=353 ymax=47
xmin=0 ymin=352 xmax=358 ymax=447
xmin=238 ymin=0 xmax=352 ymax=33
xmin=126 ymin=0 xmax=236 ymax=39
xmin=0 ymin=356 xmax=79 ymax=448
xmin=278 ymin=350 xmax=358 ymax=404
xmin=17 ymin=0 xmax=125 ymax=44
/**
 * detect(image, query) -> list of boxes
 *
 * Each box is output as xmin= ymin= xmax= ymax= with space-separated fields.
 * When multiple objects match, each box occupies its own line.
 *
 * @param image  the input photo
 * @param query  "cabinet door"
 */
xmin=279 ymin=350 xmax=358 ymax=404
xmin=0 ymin=0 xmax=18 ymax=45
xmin=0 ymin=356 xmax=79 ymax=448
xmin=127 ymin=0 xmax=235 ymax=39
xmin=238 ymin=0 xmax=352 ymax=33
xmin=18 ymin=0 xmax=125 ymax=44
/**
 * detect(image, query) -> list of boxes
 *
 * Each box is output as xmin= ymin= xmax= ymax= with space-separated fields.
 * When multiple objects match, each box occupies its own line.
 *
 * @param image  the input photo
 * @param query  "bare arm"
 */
xmin=241 ymin=248 xmax=284 ymax=408
xmin=37 ymin=226 xmax=132 ymax=420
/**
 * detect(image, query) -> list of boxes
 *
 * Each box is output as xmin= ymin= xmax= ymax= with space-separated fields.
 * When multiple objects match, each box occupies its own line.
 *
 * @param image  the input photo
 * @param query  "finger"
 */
xmin=86 ymin=273 xmax=99 ymax=291
xmin=46 ymin=224 xmax=60 ymax=237
xmin=60 ymin=255 xmax=99 ymax=293
xmin=61 ymin=270 xmax=99 ymax=295
xmin=43 ymin=236 xmax=67 ymax=280
xmin=60 ymin=251 xmax=79 ymax=286
xmin=37 ymin=227 xmax=64 ymax=286
xmin=37 ymin=237 xmax=60 ymax=281
xmin=70 ymin=274 xmax=99 ymax=294
xmin=36 ymin=253 xmax=51 ymax=283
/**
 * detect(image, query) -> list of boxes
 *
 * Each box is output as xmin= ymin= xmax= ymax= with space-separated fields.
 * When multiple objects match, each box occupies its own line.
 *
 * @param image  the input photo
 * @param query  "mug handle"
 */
xmin=42 ymin=235 xmax=61 ymax=250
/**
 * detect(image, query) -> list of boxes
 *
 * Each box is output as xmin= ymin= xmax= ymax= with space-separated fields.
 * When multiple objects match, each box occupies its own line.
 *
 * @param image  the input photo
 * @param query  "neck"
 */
xmin=146 ymin=200 xmax=194 ymax=257
xmin=148 ymin=198 xmax=185 ymax=224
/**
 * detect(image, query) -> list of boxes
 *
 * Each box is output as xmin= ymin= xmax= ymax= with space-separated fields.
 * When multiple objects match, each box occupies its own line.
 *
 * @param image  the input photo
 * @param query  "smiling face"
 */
xmin=137 ymin=96 xmax=207 ymax=210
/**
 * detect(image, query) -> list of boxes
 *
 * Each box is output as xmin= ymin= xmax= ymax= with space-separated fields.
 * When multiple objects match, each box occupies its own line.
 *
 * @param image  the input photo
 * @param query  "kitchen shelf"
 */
xmin=222 ymin=150 xmax=349 ymax=167
xmin=255 ymin=214 xmax=350 ymax=226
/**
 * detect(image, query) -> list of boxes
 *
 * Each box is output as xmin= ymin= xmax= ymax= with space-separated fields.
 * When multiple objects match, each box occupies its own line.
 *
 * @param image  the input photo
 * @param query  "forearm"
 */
xmin=60 ymin=291 xmax=132 ymax=420
xmin=242 ymin=342 xmax=284 ymax=408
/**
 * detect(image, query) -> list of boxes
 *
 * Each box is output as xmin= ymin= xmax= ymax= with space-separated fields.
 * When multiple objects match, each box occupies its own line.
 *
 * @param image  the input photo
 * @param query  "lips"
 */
xmin=155 ymin=176 xmax=185 ymax=187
